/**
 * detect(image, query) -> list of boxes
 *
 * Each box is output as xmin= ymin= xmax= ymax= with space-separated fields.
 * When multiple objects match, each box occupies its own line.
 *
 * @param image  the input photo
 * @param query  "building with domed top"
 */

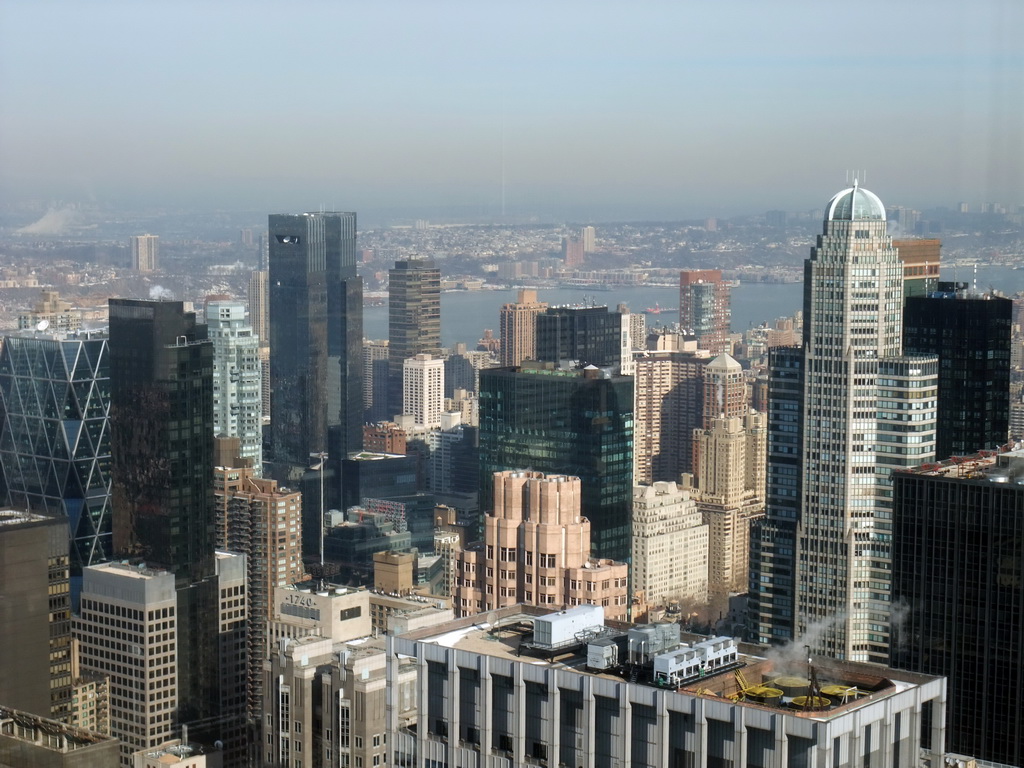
xmin=750 ymin=183 xmax=938 ymax=665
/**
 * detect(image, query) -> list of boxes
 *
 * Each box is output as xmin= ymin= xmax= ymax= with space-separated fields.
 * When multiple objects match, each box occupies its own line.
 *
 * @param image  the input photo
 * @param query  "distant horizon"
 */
xmin=1 ymin=1 xmax=1020 ymax=223
xmin=0 ymin=195 xmax=1006 ymax=238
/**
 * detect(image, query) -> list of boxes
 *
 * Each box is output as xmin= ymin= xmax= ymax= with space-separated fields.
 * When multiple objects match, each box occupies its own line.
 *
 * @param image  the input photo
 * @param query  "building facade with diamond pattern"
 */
xmin=0 ymin=330 xmax=111 ymax=596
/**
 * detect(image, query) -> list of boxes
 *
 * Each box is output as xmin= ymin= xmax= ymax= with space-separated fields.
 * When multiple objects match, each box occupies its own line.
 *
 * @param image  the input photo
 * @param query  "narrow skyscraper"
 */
xmin=107 ymin=298 xmax=227 ymax=742
xmin=498 ymin=289 xmax=547 ymax=367
xmin=679 ymin=269 xmax=731 ymax=354
xmin=130 ymin=234 xmax=158 ymax=272
xmin=208 ymin=300 xmax=263 ymax=472
xmin=269 ymin=212 xmax=362 ymax=553
xmin=387 ymin=259 xmax=440 ymax=418
xmin=750 ymin=184 xmax=937 ymax=664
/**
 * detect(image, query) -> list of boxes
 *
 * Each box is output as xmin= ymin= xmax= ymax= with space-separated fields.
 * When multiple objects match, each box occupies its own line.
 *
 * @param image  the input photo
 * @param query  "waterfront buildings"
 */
xmin=129 ymin=235 xmax=158 ymax=273
xmin=386 ymin=605 xmax=948 ymax=768
xmin=387 ymin=259 xmax=441 ymax=419
xmin=581 ymin=225 xmax=596 ymax=253
xmin=454 ymin=471 xmax=629 ymax=620
xmin=561 ymin=235 xmax=584 ymax=267
xmin=478 ymin=362 xmax=634 ymax=562
xmin=207 ymin=301 xmax=262 ymax=472
xmin=0 ymin=329 xmax=112 ymax=593
xmin=679 ymin=269 xmax=731 ymax=354
xmin=903 ymin=284 xmax=1012 ymax=459
xmin=362 ymin=338 xmax=390 ymax=421
xmin=749 ymin=184 xmax=938 ymax=664
xmin=498 ymin=288 xmax=547 ymax=367
xmin=892 ymin=449 xmax=1024 ymax=765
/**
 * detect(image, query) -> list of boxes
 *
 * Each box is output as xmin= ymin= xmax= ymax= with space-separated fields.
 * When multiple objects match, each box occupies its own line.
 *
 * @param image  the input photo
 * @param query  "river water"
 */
xmin=363 ymin=265 xmax=1024 ymax=348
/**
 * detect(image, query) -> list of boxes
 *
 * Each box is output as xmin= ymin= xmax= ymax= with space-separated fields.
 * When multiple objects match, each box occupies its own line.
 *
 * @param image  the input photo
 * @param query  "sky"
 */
xmin=1 ymin=0 xmax=1021 ymax=221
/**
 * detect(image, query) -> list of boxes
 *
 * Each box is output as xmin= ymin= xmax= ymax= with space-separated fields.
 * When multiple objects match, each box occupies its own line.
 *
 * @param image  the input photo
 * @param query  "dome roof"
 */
xmin=825 ymin=182 xmax=886 ymax=222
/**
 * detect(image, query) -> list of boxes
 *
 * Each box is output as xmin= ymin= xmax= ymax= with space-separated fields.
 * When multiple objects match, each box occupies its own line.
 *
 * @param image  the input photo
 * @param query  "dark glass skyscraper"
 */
xmin=0 ymin=330 xmax=111 ymax=597
xmin=478 ymin=362 xmax=633 ymax=562
xmin=269 ymin=212 xmax=362 ymax=470
xmin=892 ymin=453 xmax=1024 ymax=765
xmin=534 ymin=305 xmax=622 ymax=369
xmin=387 ymin=259 xmax=440 ymax=419
xmin=107 ymin=298 xmax=219 ymax=731
xmin=903 ymin=284 xmax=1012 ymax=459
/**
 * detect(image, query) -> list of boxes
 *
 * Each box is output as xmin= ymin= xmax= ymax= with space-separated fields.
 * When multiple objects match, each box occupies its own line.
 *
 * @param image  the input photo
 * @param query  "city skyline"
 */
xmin=0 ymin=1 xmax=1021 ymax=221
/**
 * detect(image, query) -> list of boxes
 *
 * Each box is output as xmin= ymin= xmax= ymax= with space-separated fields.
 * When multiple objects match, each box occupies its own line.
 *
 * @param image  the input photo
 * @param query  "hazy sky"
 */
xmin=1 ymin=0 xmax=1021 ymax=220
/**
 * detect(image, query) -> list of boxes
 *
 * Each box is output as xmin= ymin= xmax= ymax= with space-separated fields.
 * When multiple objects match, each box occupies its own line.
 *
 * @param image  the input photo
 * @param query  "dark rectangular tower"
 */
xmin=269 ymin=212 xmax=362 ymax=469
xmin=387 ymin=259 xmax=440 ymax=419
xmin=892 ymin=453 xmax=1024 ymax=765
xmin=903 ymin=285 xmax=1012 ymax=460
xmin=107 ymin=298 xmax=220 ymax=733
xmin=534 ymin=305 xmax=622 ymax=369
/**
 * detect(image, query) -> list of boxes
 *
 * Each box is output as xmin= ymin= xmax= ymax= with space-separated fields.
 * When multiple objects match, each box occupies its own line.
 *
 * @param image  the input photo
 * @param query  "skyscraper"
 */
xmin=892 ymin=238 xmax=940 ymax=298
xmin=268 ymin=212 xmax=363 ymax=483
xmin=454 ymin=471 xmax=629 ymax=620
xmin=387 ymin=259 xmax=440 ymax=419
xmin=631 ymin=482 xmax=708 ymax=611
xmin=479 ymin=362 xmax=633 ymax=562
xmin=633 ymin=349 xmax=712 ymax=485
xmin=903 ymin=285 xmax=1012 ymax=459
xmin=679 ymin=269 xmax=731 ymax=354
xmin=247 ymin=269 xmax=271 ymax=425
xmin=0 ymin=510 xmax=71 ymax=721
xmin=893 ymin=450 xmax=1024 ymax=765
xmin=0 ymin=329 xmax=112 ymax=596
xmin=107 ymin=298 xmax=221 ymax=735
xmin=581 ymin=225 xmax=596 ymax=253
xmin=534 ymin=304 xmax=622 ymax=369
xmin=207 ymin=301 xmax=263 ymax=472
xmin=498 ymin=289 xmax=547 ymax=367
xmin=403 ymin=353 xmax=445 ymax=429
xmin=749 ymin=184 xmax=938 ymax=664
xmin=561 ymin=236 xmax=584 ymax=267
xmin=129 ymin=234 xmax=158 ymax=272
xmin=214 ymin=461 xmax=304 ymax=728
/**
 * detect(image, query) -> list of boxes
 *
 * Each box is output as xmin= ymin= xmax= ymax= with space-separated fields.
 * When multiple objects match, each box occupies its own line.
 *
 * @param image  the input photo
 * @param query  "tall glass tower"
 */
xmin=387 ymin=259 xmax=440 ymax=419
xmin=0 ymin=330 xmax=111 ymax=596
xmin=269 ymin=212 xmax=361 ymax=468
xmin=750 ymin=184 xmax=937 ymax=663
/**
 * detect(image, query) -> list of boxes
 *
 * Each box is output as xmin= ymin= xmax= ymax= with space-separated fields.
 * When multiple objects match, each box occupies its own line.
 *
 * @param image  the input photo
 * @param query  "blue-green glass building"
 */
xmin=0 ymin=330 xmax=111 ymax=597
xmin=479 ymin=362 xmax=633 ymax=562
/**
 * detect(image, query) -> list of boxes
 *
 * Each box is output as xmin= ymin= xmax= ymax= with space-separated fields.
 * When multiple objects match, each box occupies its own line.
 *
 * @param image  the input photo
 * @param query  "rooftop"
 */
xmin=899 ymin=444 xmax=1024 ymax=480
xmin=825 ymin=182 xmax=886 ymax=222
xmin=0 ymin=705 xmax=117 ymax=753
xmin=399 ymin=604 xmax=941 ymax=722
